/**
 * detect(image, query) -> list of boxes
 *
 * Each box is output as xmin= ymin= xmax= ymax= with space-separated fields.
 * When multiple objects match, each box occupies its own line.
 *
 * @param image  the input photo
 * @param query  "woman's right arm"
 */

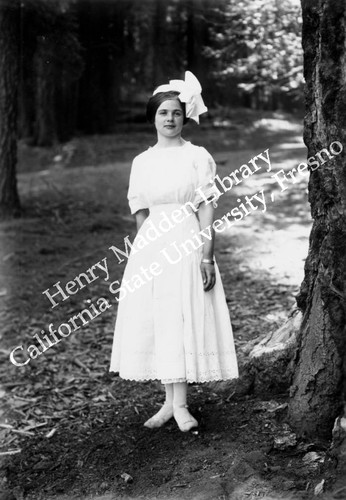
xmin=135 ymin=209 xmax=149 ymax=232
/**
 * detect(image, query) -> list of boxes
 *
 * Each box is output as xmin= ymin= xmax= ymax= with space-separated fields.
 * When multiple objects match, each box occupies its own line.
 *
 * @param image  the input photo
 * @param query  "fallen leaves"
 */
xmin=120 ymin=472 xmax=133 ymax=484
xmin=273 ymin=426 xmax=298 ymax=450
xmin=0 ymin=321 xmax=115 ymax=458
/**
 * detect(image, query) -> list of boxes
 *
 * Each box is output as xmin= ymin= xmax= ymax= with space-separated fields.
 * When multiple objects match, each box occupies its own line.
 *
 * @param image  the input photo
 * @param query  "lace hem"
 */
xmin=109 ymin=369 xmax=238 ymax=384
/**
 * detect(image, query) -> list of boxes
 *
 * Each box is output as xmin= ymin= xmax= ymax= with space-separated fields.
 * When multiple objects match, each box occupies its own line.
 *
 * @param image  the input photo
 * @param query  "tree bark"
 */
xmin=0 ymin=0 xmax=20 ymax=218
xmin=249 ymin=310 xmax=302 ymax=395
xmin=288 ymin=0 xmax=346 ymax=438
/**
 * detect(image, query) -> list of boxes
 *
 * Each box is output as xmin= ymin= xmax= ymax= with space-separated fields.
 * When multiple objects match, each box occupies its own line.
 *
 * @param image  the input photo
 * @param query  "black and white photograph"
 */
xmin=1 ymin=0 xmax=346 ymax=498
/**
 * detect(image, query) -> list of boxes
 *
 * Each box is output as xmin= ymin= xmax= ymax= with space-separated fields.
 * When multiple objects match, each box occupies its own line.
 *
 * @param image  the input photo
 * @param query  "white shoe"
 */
xmin=143 ymin=403 xmax=173 ymax=429
xmin=173 ymin=404 xmax=198 ymax=432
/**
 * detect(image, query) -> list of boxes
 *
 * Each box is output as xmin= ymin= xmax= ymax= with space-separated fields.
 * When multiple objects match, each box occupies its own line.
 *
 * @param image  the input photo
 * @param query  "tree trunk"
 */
xmin=152 ymin=0 xmax=167 ymax=87
xmin=34 ymin=35 xmax=58 ymax=147
xmin=288 ymin=0 xmax=346 ymax=438
xmin=185 ymin=0 xmax=210 ymax=92
xmin=77 ymin=0 xmax=124 ymax=134
xmin=0 ymin=0 xmax=21 ymax=218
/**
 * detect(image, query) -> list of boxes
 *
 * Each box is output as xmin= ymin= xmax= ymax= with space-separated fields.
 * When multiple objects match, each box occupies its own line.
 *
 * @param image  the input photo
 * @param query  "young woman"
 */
xmin=110 ymin=71 xmax=238 ymax=432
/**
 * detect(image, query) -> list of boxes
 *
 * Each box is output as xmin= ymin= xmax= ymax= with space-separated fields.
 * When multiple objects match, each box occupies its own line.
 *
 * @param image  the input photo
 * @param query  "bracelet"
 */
xmin=201 ymin=258 xmax=214 ymax=265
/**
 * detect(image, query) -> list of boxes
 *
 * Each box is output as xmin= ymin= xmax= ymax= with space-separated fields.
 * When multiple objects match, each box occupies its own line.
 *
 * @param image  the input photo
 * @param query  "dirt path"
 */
xmin=0 ymin=118 xmax=336 ymax=499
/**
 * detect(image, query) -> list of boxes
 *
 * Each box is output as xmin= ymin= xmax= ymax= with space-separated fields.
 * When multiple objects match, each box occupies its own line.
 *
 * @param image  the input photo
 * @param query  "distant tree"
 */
xmin=184 ymin=0 xmax=216 ymax=94
xmin=76 ymin=0 xmax=133 ymax=133
xmin=0 ymin=0 xmax=21 ymax=218
xmin=19 ymin=0 xmax=83 ymax=145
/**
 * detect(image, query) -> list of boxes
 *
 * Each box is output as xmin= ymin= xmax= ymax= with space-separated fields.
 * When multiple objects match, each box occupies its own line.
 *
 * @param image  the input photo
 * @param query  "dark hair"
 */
xmin=146 ymin=91 xmax=188 ymax=125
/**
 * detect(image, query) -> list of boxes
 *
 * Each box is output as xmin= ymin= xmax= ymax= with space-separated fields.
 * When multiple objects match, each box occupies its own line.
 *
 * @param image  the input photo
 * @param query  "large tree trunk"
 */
xmin=0 ymin=0 xmax=20 ymax=218
xmin=288 ymin=0 xmax=346 ymax=438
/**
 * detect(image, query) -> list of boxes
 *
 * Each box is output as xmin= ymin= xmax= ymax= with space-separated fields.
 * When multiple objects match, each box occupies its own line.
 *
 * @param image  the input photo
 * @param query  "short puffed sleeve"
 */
xmin=193 ymin=147 xmax=219 ymax=208
xmin=127 ymin=156 xmax=148 ymax=215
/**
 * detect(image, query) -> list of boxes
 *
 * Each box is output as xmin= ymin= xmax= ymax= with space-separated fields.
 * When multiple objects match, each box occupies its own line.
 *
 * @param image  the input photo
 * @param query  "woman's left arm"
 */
xmin=198 ymin=201 xmax=216 ymax=292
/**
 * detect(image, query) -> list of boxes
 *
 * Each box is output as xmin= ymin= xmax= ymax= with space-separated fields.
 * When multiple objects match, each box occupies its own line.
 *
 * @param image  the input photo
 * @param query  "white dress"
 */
xmin=110 ymin=141 xmax=238 ymax=383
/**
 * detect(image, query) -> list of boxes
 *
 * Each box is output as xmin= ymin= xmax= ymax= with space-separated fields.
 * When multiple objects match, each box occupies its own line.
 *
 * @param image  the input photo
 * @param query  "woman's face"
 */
xmin=154 ymin=99 xmax=184 ymax=139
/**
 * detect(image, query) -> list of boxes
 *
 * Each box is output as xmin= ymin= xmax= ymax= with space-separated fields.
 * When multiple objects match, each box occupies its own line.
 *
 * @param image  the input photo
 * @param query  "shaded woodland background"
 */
xmin=18 ymin=0 xmax=303 ymax=145
xmin=6 ymin=0 xmax=346 ymax=498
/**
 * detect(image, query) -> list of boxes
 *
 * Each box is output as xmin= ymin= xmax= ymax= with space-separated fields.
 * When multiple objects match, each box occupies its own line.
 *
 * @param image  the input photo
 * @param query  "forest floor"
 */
xmin=0 ymin=109 xmax=342 ymax=500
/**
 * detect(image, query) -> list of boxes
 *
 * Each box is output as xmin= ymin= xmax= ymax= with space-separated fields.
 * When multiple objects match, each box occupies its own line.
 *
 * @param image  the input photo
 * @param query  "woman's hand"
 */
xmin=198 ymin=201 xmax=216 ymax=292
xmin=200 ymin=262 xmax=216 ymax=291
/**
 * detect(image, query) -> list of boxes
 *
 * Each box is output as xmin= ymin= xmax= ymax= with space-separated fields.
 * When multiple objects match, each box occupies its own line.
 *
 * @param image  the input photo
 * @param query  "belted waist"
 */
xmin=149 ymin=202 xmax=197 ymax=216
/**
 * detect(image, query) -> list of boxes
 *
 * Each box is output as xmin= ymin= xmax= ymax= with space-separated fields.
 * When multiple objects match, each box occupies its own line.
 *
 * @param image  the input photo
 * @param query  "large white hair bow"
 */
xmin=153 ymin=71 xmax=208 ymax=124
